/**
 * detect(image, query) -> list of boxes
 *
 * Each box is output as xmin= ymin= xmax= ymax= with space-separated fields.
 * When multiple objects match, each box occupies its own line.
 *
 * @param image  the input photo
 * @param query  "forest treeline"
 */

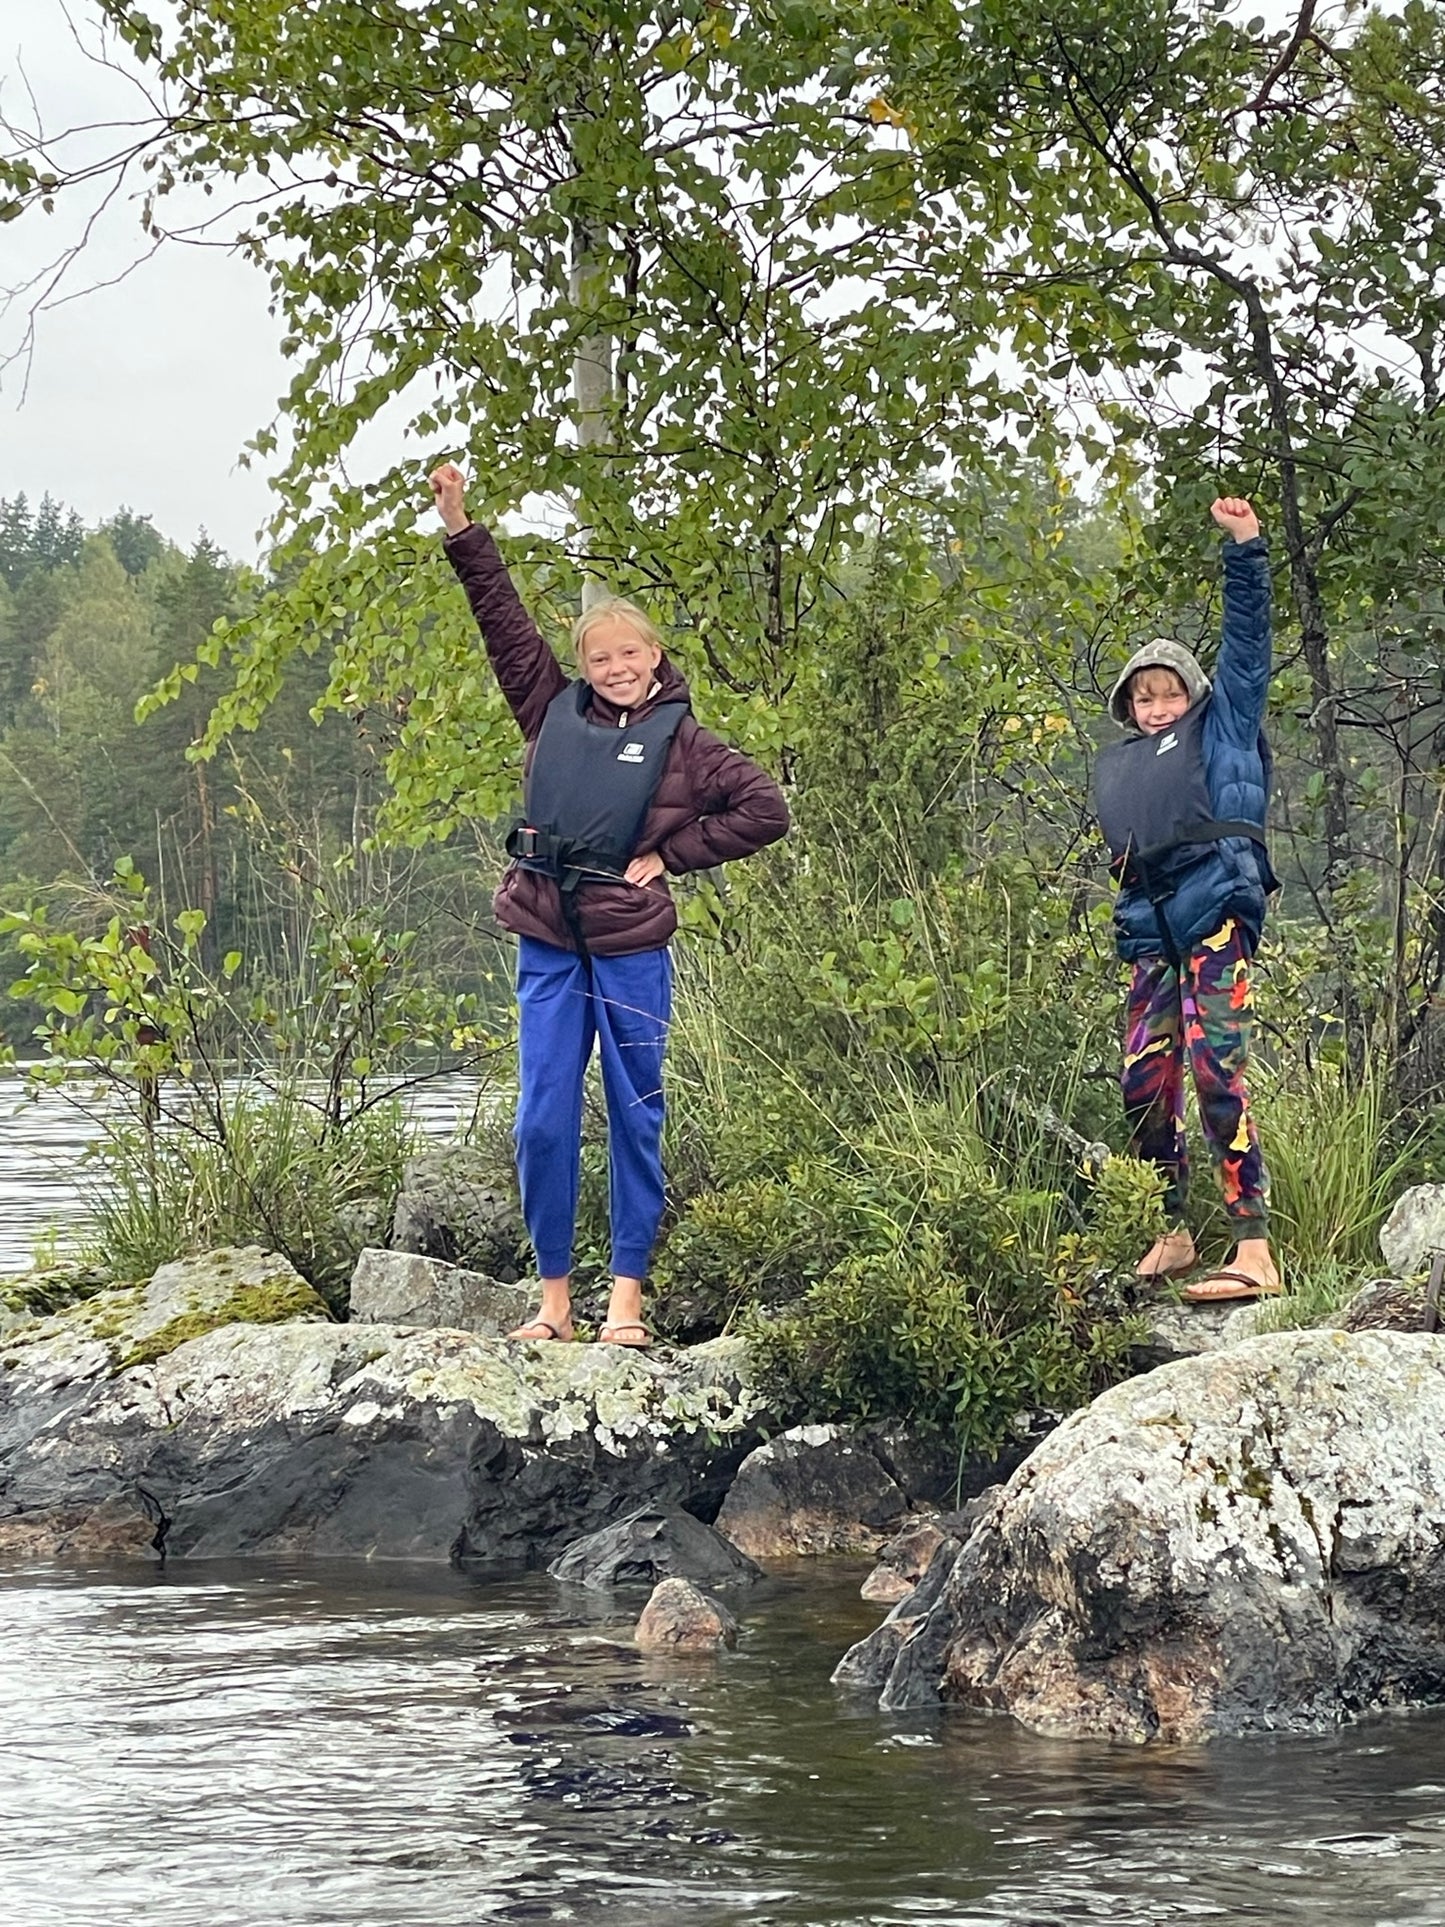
xmin=0 ymin=490 xmax=509 ymax=1051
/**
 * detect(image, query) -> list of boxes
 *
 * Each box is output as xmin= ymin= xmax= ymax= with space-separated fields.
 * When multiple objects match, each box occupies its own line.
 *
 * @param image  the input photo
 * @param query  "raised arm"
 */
xmin=1208 ymin=496 xmax=1272 ymax=749
xmin=429 ymin=464 xmax=566 ymax=740
xmin=655 ymin=725 xmax=790 ymax=874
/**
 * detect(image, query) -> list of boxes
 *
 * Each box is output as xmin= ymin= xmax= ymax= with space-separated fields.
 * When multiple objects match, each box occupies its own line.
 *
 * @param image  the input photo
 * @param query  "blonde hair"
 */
xmin=572 ymin=597 xmax=665 ymax=660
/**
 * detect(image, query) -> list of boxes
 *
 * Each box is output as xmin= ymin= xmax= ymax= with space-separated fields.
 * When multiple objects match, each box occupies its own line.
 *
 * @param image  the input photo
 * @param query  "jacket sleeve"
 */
xmin=443 ymin=523 xmax=567 ymax=741
xmin=657 ymin=723 xmax=790 ymax=874
xmin=1209 ymin=535 xmax=1272 ymax=750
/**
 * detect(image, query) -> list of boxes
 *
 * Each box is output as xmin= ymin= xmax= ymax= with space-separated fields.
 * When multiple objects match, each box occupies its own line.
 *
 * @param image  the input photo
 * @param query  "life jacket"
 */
xmin=504 ymin=681 xmax=689 ymax=948
xmin=1094 ymin=700 xmax=1271 ymax=902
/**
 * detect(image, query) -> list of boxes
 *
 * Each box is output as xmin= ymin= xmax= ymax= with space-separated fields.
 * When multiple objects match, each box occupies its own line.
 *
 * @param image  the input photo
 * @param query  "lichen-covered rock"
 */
xmin=390 ymin=1146 xmax=527 ymax=1279
xmin=0 ymin=1296 xmax=766 ymax=1565
xmin=836 ymin=1330 xmax=1445 ymax=1741
xmin=1131 ymin=1297 xmax=1264 ymax=1370
xmin=635 ymin=1577 xmax=738 ymax=1652
xmin=348 ymin=1248 xmax=534 ymax=1335
xmin=1380 ymin=1184 xmax=1445 ymax=1277
xmin=549 ymin=1504 xmax=761 ymax=1589
xmin=0 ymin=1245 xmax=327 ymax=1392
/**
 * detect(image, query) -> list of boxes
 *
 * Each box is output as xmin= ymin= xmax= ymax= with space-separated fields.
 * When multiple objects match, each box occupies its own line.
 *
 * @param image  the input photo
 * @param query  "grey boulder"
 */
xmin=548 ymin=1504 xmax=761 ymax=1589
xmin=0 ymin=1271 xmax=766 ymax=1566
xmin=837 ymin=1329 xmax=1445 ymax=1741
xmin=348 ymin=1248 xmax=534 ymax=1335
xmin=390 ymin=1145 xmax=527 ymax=1279
xmin=1379 ymin=1183 xmax=1445 ymax=1277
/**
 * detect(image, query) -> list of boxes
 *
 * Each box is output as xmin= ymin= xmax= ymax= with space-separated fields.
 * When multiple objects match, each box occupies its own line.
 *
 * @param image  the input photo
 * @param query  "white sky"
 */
xmin=0 ymin=0 xmax=287 ymax=558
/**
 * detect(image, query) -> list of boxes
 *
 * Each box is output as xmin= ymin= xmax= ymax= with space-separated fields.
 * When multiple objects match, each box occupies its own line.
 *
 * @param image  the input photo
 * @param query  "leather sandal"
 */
xmin=507 ymin=1318 xmax=574 ymax=1342
xmin=1182 ymin=1270 xmax=1282 ymax=1305
xmin=598 ymin=1321 xmax=653 ymax=1348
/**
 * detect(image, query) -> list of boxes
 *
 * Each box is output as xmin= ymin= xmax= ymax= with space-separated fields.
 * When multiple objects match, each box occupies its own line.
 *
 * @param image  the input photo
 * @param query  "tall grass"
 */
xmin=81 ymin=1083 xmax=417 ymax=1310
xmin=1249 ymin=1059 xmax=1418 ymax=1281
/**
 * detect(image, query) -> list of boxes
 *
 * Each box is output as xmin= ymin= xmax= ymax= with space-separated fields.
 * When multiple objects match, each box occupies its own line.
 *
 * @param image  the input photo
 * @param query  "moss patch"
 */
xmin=120 ymin=1275 xmax=329 ymax=1370
xmin=1 ymin=1261 xmax=113 ymax=1319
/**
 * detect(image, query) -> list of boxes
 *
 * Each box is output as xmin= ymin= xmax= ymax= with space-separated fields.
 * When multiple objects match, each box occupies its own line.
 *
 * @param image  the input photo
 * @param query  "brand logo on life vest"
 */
xmin=617 ymin=742 xmax=646 ymax=764
xmin=1156 ymin=731 xmax=1178 ymax=755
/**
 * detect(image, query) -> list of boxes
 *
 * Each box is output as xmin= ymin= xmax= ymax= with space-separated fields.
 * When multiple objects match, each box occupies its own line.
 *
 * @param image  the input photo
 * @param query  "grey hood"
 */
xmin=1106 ymin=638 xmax=1212 ymax=729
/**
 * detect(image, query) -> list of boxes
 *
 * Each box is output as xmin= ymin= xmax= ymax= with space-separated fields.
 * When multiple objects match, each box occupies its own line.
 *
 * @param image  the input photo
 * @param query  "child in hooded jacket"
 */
xmin=430 ymin=463 xmax=789 ymax=1345
xmin=1094 ymin=497 xmax=1281 ymax=1303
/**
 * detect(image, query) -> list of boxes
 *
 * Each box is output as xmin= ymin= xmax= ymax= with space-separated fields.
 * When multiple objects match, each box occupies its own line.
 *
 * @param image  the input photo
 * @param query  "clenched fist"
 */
xmin=429 ymin=463 xmax=471 ymax=536
xmin=1209 ymin=496 xmax=1261 ymax=544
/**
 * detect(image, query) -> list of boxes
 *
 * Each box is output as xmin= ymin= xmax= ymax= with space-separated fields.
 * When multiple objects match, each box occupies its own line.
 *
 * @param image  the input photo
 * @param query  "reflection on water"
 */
xmin=1 ymin=1560 xmax=1443 ymax=1927
xmin=0 ymin=1073 xmax=486 ymax=1272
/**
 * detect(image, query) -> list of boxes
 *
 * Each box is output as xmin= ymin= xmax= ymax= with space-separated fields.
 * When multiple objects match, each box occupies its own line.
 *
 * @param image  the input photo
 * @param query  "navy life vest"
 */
xmin=505 ymin=679 xmax=689 ymax=891
xmin=1093 ymin=700 xmax=1270 ymax=900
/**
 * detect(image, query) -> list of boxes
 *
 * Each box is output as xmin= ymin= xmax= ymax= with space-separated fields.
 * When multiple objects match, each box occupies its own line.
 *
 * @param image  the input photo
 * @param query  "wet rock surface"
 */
xmin=837 ymin=1329 xmax=1445 ymax=1740
xmin=348 ymin=1248 xmax=534 ymax=1335
xmin=0 ymin=1260 xmax=767 ymax=1565
xmin=713 ymin=1419 xmax=1035 ymax=1560
xmin=634 ymin=1577 xmax=739 ymax=1652
xmin=549 ymin=1505 xmax=761 ymax=1590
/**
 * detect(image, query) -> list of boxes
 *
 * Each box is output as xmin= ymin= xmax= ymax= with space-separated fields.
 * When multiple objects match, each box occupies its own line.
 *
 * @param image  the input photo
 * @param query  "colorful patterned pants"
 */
xmin=1121 ymin=918 xmax=1269 ymax=1234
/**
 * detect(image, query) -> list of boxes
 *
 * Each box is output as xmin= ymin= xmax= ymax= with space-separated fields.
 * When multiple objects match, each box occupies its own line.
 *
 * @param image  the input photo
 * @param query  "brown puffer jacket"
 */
xmin=445 ymin=523 xmax=790 ymax=956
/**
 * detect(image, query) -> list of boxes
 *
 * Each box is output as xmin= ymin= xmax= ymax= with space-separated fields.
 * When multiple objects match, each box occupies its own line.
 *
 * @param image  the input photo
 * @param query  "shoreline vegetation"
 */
xmin=1 ymin=472 xmax=1439 ymax=1454
xmin=6 ymin=0 xmax=1445 ymax=1449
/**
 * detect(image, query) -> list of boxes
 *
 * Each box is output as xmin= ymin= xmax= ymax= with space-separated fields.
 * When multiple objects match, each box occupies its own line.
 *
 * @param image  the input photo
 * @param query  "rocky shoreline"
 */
xmin=4 ymin=1178 xmax=1445 ymax=1743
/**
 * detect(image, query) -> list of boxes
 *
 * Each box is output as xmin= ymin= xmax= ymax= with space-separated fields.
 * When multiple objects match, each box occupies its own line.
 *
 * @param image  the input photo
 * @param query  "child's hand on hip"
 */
xmin=1210 ymin=496 xmax=1261 ymax=543
xmin=625 ymin=852 xmax=666 ymax=886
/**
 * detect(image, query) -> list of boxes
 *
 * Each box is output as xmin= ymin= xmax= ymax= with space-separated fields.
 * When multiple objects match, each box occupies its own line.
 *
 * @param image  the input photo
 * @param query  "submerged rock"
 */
xmin=390 ymin=1146 xmax=527 ymax=1280
xmin=837 ymin=1329 xmax=1445 ymax=1741
xmin=348 ymin=1248 xmax=533 ymax=1335
xmin=0 ymin=1258 xmax=767 ymax=1565
xmin=549 ymin=1504 xmax=761 ymax=1589
xmin=635 ymin=1578 xmax=738 ymax=1652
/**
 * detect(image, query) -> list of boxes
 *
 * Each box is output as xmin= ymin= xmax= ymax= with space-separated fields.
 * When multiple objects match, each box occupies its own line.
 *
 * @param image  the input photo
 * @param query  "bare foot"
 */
xmin=507 ymin=1316 xmax=575 ymax=1342
xmin=598 ymin=1321 xmax=653 ymax=1348
xmin=1183 ymin=1237 xmax=1281 ymax=1303
xmin=508 ymin=1275 xmax=574 ymax=1342
xmin=1136 ymin=1228 xmax=1197 ymax=1281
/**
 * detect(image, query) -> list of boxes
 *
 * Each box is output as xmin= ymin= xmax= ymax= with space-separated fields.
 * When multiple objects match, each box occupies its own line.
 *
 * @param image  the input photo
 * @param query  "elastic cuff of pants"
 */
xmin=1226 ymin=1216 xmax=1269 ymax=1241
xmin=534 ymin=1251 xmax=574 ymax=1279
xmin=610 ymin=1251 xmax=654 ymax=1283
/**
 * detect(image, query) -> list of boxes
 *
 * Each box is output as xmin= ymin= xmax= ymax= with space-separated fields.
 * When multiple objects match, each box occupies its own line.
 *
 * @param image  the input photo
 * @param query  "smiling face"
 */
xmin=578 ymin=614 xmax=663 ymax=709
xmin=1129 ymin=666 xmax=1191 ymax=735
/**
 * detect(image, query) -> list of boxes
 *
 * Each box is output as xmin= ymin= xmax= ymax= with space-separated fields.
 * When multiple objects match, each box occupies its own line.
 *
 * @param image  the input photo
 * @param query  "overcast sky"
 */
xmin=1 ymin=0 xmax=288 ymax=558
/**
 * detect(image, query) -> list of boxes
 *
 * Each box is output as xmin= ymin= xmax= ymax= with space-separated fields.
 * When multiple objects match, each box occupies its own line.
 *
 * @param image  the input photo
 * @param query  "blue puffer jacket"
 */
xmin=1112 ymin=536 xmax=1275 ymax=962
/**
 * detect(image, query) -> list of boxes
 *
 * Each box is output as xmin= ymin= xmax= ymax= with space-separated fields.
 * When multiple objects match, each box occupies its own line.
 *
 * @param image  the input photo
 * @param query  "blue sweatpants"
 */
xmin=513 ymin=935 xmax=673 ymax=1280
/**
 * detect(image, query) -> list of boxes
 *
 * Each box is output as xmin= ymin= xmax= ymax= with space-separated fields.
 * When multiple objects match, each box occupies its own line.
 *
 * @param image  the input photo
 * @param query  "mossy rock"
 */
xmin=120 ymin=1273 xmax=327 ymax=1369
xmin=2 ymin=1247 xmax=329 ymax=1382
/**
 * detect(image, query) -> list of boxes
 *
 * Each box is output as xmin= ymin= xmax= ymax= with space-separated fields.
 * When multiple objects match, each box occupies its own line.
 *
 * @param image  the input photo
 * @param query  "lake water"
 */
xmin=2 ymin=1558 xmax=1444 ymax=1927
xmin=0 ymin=1072 xmax=486 ymax=1273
